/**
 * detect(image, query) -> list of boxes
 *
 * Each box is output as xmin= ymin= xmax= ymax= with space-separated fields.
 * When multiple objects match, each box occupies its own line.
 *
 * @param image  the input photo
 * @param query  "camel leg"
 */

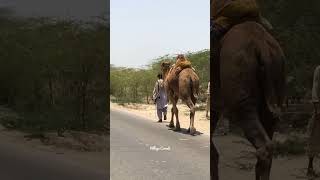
xmin=168 ymin=96 xmax=175 ymax=128
xmin=174 ymin=105 xmax=180 ymax=131
xmin=187 ymin=116 xmax=191 ymax=133
xmin=212 ymin=141 xmax=219 ymax=180
xmin=186 ymin=111 xmax=193 ymax=133
xmin=257 ymin=101 xmax=278 ymax=180
xmin=211 ymin=109 xmax=220 ymax=180
xmin=169 ymin=97 xmax=180 ymax=131
xmin=307 ymin=156 xmax=315 ymax=176
xmin=235 ymin=101 xmax=273 ymax=180
xmin=255 ymin=145 xmax=273 ymax=180
xmin=186 ymin=98 xmax=196 ymax=135
xmin=169 ymin=106 xmax=175 ymax=128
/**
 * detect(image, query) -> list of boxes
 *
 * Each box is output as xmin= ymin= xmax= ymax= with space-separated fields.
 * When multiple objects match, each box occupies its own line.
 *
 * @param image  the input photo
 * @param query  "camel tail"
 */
xmin=189 ymin=76 xmax=199 ymax=103
xmin=259 ymin=39 xmax=286 ymax=115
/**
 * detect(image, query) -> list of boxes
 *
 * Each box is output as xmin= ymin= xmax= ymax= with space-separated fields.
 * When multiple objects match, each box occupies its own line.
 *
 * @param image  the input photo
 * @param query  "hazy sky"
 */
xmin=0 ymin=0 xmax=108 ymax=20
xmin=110 ymin=0 xmax=209 ymax=68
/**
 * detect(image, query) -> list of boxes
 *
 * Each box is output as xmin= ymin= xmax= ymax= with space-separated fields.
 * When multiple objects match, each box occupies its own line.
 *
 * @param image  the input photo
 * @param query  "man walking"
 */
xmin=307 ymin=65 xmax=320 ymax=176
xmin=206 ymin=81 xmax=210 ymax=119
xmin=152 ymin=73 xmax=168 ymax=122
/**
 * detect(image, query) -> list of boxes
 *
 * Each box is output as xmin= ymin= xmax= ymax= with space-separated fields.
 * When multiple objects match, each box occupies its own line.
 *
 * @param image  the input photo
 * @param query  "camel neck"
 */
xmin=163 ymin=69 xmax=170 ymax=81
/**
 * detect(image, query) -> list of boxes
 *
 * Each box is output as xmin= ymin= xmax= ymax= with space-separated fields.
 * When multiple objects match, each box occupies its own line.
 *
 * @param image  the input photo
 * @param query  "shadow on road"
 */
xmin=166 ymin=125 xmax=203 ymax=136
xmin=153 ymin=121 xmax=170 ymax=124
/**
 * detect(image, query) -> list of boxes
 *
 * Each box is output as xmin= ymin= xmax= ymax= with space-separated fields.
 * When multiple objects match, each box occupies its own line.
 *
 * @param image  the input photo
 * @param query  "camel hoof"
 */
xmin=307 ymin=169 xmax=317 ymax=177
xmin=168 ymin=123 xmax=175 ymax=128
xmin=190 ymin=127 xmax=196 ymax=135
xmin=174 ymin=126 xmax=181 ymax=131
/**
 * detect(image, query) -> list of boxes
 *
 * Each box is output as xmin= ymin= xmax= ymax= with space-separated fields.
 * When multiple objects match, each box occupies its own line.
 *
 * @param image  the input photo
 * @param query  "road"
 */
xmin=110 ymin=109 xmax=210 ymax=180
xmin=215 ymin=134 xmax=314 ymax=180
xmin=0 ymin=131 xmax=108 ymax=180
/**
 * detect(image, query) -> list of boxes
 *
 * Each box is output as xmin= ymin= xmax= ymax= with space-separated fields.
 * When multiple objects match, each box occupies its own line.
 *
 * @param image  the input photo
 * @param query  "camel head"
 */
xmin=175 ymin=54 xmax=190 ymax=67
xmin=176 ymin=54 xmax=186 ymax=61
xmin=161 ymin=61 xmax=171 ymax=80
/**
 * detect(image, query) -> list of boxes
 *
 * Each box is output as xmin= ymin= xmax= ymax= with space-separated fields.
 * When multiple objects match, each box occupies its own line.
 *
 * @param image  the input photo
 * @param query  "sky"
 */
xmin=110 ymin=0 xmax=209 ymax=68
xmin=0 ymin=0 xmax=108 ymax=21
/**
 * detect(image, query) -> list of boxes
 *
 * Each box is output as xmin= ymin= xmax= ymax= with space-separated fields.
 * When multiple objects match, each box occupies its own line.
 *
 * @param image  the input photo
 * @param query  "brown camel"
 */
xmin=161 ymin=57 xmax=200 ymax=135
xmin=211 ymin=21 xmax=286 ymax=180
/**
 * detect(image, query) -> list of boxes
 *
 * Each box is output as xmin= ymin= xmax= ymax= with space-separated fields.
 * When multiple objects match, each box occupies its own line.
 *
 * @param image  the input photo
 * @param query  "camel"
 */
xmin=211 ymin=21 xmax=286 ymax=180
xmin=161 ymin=57 xmax=200 ymax=135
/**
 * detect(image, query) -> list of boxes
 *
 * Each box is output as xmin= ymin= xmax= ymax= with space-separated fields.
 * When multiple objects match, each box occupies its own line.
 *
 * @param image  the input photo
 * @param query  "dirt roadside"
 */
xmin=110 ymin=102 xmax=210 ymax=135
xmin=215 ymin=134 xmax=319 ymax=180
xmin=0 ymin=125 xmax=108 ymax=166
xmin=0 ymin=106 xmax=108 ymax=168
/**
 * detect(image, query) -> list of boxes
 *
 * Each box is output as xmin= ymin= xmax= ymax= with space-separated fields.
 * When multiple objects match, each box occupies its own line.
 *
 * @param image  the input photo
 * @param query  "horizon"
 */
xmin=110 ymin=48 xmax=209 ymax=69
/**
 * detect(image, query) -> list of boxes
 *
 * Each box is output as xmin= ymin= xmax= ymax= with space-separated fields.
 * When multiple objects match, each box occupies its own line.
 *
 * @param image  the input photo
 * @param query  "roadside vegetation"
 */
xmin=260 ymin=1 xmax=320 ymax=156
xmin=110 ymin=50 xmax=210 ymax=104
xmin=259 ymin=0 xmax=320 ymax=99
xmin=0 ymin=16 xmax=109 ymax=135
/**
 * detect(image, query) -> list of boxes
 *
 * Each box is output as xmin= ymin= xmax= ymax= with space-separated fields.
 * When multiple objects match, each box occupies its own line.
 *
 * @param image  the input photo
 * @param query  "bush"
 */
xmin=273 ymin=136 xmax=306 ymax=157
xmin=0 ymin=17 xmax=108 ymax=133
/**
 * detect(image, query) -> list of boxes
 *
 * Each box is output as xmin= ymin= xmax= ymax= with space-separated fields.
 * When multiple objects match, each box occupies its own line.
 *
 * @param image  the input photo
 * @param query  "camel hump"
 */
xmin=177 ymin=60 xmax=192 ymax=69
xmin=222 ymin=21 xmax=264 ymax=41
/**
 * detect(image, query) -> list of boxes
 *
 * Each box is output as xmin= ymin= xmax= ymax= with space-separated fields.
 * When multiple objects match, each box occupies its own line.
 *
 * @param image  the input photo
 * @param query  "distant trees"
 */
xmin=0 ymin=17 xmax=108 ymax=133
xmin=110 ymin=67 xmax=155 ymax=103
xmin=110 ymin=50 xmax=210 ymax=103
xmin=259 ymin=0 xmax=320 ymax=99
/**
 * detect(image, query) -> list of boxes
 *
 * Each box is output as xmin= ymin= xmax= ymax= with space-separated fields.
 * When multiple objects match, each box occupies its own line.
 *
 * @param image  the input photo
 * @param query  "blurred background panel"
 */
xmin=0 ymin=0 xmax=110 ymax=179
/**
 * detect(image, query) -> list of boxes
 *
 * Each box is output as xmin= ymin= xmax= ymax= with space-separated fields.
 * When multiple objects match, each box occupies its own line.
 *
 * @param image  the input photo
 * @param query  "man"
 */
xmin=307 ymin=65 xmax=320 ymax=176
xmin=206 ymin=81 xmax=210 ymax=119
xmin=211 ymin=0 xmax=272 ymax=42
xmin=152 ymin=73 xmax=168 ymax=122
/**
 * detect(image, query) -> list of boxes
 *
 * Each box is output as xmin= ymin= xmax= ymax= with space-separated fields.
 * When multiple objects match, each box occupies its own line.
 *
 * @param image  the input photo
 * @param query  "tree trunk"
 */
xmin=146 ymin=95 xmax=149 ymax=104
xmin=49 ymin=76 xmax=55 ymax=106
xmin=145 ymin=86 xmax=150 ymax=104
xmin=81 ymin=82 xmax=87 ymax=130
xmin=81 ymin=64 xmax=89 ymax=130
xmin=76 ymin=82 xmax=82 ymax=128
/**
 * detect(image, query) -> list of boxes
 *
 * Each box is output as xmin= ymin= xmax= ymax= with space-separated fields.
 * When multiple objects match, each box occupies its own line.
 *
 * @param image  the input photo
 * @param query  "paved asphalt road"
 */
xmin=110 ymin=109 xmax=210 ymax=180
xmin=0 ymin=133 xmax=108 ymax=180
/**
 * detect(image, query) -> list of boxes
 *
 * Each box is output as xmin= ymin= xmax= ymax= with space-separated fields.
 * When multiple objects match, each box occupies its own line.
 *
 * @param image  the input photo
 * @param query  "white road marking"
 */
xmin=149 ymin=145 xmax=171 ymax=152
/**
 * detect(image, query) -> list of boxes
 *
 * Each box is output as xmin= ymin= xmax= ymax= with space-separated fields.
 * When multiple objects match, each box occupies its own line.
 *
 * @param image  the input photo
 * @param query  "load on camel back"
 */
xmin=211 ymin=0 xmax=286 ymax=180
xmin=211 ymin=0 xmax=273 ymax=40
xmin=169 ymin=54 xmax=196 ymax=76
xmin=161 ymin=54 xmax=200 ymax=135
